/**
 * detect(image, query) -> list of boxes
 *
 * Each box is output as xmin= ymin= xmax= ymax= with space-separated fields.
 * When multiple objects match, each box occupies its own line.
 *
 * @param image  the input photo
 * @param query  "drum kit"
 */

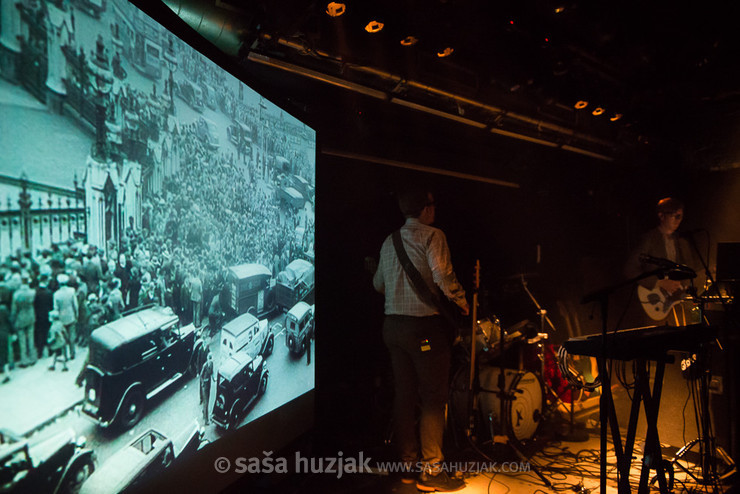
xmin=451 ymin=271 xmax=584 ymax=455
xmin=458 ymin=313 xmax=548 ymax=444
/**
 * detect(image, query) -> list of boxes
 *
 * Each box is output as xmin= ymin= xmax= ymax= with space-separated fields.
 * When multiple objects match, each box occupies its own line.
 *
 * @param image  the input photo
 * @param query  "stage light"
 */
xmin=574 ymin=100 xmax=588 ymax=109
xmin=365 ymin=20 xmax=384 ymax=33
xmin=437 ymin=47 xmax=454 ymax=57
xmin=592 ymin=107 xmax=605 ymax=116
xmin=610 ymin=113 xmax=623 ymax=122
xmin=326 ymin=2 xmax=345 ymax=17
xmin=400 ymin=36 xmax=418 ymax=46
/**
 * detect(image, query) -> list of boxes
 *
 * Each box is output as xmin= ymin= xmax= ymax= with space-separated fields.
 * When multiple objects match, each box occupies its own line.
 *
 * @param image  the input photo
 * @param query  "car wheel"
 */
xmin=118 ymin=389 xmax=145 ymax=430
xmin=259 ymin=373 xmax=268 ymax=396
xmin=229 ymin=403 xmax=241 ymax=430
xmin=62 ymin=458 xmax=94 ymax=494
xmin=265 ymin=334 xmax=274 ymax=356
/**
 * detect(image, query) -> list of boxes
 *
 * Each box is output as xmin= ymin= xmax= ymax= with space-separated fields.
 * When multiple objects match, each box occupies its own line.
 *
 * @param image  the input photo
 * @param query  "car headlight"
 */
xmin=88 ymin=388 xmax=96 ymax=402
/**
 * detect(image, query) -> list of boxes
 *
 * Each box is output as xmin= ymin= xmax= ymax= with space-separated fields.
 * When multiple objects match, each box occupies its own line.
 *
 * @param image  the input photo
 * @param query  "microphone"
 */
xmin=639 ymin=254 xmax=696 ymax=280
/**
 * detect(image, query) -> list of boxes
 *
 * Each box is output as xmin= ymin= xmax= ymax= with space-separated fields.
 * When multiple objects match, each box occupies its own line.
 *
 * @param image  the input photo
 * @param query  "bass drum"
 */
xmin=477 ymin=367 xmax=543 ymax=442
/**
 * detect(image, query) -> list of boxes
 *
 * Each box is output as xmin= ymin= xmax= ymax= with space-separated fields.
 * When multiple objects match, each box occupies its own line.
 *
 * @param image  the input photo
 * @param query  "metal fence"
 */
xmin=0 ymin=174 xmax=86 ymax=260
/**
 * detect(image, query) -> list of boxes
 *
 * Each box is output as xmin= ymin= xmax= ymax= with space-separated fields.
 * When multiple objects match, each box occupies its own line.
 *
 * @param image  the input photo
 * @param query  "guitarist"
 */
xmin=624 ymin=197 xmax=700 ymax=325
xmin=371 ymin=186 xmax=469 ymax=492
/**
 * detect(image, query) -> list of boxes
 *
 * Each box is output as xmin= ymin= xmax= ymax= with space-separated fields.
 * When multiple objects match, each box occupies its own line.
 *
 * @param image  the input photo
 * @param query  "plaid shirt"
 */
xmin=373 ymin=218 xmax=467 ymax=316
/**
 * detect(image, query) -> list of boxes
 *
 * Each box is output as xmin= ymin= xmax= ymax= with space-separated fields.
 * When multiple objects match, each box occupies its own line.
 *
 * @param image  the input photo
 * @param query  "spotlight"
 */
xmin=365 ymin=20 xmax=384 ymax=33
xmin=592 ymin=107 xmax=604 ymax=116
xmin=574 ymin=100 xmax=588 ymax=109
xmin=437 ymin=47 xmax=454 ymax=57
xmin=400 ymin=36 xmax=419 ymax=46
xmin=326 ymin=2 xmax=346 ymax=17
xmin=610 ymin=113 xmax=623 ymax=122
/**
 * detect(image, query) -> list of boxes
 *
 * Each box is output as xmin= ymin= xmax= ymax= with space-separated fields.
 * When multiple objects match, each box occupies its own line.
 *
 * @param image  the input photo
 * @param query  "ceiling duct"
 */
xmin=162 ymin=0 xmax=615 ymax=161
xmin=162 ymin=0 xmax=249 ymax=56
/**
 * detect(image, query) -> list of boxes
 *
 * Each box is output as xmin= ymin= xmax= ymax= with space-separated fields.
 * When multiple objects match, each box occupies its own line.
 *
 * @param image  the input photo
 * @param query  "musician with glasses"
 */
xmin=624 ymin=197 xmax=701 ymax=325
xmin=371 ymin=186 xmax=469 ymax=492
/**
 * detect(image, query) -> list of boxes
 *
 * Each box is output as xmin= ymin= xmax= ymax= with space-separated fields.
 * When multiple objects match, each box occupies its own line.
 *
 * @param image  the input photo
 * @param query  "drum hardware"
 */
xmin=468 ymin=317 xmax=526 ymax=362
xmin=487 ymin=273 xmax=552 ymax=487
xmin=477 ymin=365 xmax=551 ymax=488
xmin=452 ymin=262 xmax=551 ymax=488
xmin=516 ymin=273 xmax=568 ymax=413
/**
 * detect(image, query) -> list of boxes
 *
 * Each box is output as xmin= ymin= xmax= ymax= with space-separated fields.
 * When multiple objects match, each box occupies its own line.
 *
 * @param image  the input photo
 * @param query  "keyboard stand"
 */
xmin=597 ymin=355 xmax=672 ymax=494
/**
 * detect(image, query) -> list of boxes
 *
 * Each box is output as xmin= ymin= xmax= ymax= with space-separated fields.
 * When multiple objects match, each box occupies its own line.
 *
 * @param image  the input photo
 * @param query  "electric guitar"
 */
xmin=637 ymin=284 xmax=689 ymax=321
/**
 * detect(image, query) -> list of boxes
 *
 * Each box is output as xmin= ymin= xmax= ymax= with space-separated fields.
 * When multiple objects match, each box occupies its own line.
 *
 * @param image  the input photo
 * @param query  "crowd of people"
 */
xmin=0 ymin=130 xmax=314 ymax=383
xmin=1 ymin=20 xmax=316 ymax=385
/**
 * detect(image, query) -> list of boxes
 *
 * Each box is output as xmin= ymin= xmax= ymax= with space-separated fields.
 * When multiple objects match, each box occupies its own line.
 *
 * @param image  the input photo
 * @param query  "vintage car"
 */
xmin=284 ymin=301 xmax=314 ymax=356
xmin=199 ymin=83 xmax=218 ymax=110
xmin=278 ymin=185 xmax=305 ymax=211
xmin=195 ymin=116 xmax=220 ymax=150
xmin=227 ymin=263 xmax=275 ymax=318
xmin=281 ymin=174 xmax=313 ymax=204
xmin=220 ymin=312 xmax=274 ymax=359
xmin=274 ymin=259 xmax=315 ymax=312
xmin=82 ymin=306 xmax=205 ymax=430
xmin=79 ymin=424 xmax=206 ymax=494
xmin=212 ymin=353 xmax=268 ymax=431
xmin=175 ymin=80 xmax=204 ymax=112
xmin=226 ymin=120 xmax=253 ymax=150
xmin=0 ymin=427 xmax=95 ymax=494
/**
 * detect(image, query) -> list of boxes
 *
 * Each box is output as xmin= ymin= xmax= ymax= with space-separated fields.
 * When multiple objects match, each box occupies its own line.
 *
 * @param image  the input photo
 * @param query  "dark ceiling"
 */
xmin=157 ymin=0 xmax=740 ymax=169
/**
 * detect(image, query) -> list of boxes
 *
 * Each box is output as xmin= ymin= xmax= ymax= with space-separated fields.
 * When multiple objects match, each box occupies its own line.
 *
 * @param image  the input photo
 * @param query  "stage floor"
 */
xmin=221 ymin=418 xmax=737 ymax=493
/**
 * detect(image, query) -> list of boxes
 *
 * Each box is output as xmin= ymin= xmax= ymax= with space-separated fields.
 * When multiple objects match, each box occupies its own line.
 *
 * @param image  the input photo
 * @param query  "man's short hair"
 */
xmin=656 ymin=197 xmax=684 ymax=215
xmin=397 ymin=187 xmax=432 ymax=218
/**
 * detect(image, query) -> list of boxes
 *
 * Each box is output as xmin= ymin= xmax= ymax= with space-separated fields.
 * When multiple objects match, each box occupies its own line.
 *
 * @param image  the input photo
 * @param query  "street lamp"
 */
xmin=88 ymin=35 xmax=113 ymax=161
xmin=164 ymin=38 xmax=178 ymax=116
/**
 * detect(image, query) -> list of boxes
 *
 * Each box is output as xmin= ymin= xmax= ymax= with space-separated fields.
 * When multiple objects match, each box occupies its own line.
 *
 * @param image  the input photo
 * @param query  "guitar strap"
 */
xmin=391 ymin=230 xmax=460 ymax=335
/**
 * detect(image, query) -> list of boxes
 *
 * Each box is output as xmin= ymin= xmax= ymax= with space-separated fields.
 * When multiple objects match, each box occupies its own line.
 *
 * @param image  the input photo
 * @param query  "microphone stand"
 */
xmin=679 ymin=231 xmax=735 ymax=485
xmin=683 ymin=230 xmax=732 ymax=319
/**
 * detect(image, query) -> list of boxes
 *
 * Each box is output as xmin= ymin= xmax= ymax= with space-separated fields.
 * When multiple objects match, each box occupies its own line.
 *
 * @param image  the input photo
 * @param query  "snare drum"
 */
xmin=478 ymin=367 xmax=544 ymax=442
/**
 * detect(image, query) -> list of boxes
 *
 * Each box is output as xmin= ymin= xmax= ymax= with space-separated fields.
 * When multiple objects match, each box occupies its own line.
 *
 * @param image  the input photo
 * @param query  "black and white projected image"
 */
xmin=0 ymin=1 xmax=316 ymax=492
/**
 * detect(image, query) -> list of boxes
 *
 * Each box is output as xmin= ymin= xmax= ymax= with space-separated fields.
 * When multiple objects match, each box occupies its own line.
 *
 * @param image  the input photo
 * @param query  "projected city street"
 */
xmin=0 ymin=1 xmax=315 ymax=492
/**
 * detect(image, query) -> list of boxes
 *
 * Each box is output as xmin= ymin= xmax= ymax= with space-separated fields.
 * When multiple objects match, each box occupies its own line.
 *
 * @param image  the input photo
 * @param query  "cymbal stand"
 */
xmin=480 ymin=287 xmax=552 ymax=489
xmin=520 ymin=274 xmax=557 ymax=334
xmin=519 ymin=275 xmax=556 ymax=395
